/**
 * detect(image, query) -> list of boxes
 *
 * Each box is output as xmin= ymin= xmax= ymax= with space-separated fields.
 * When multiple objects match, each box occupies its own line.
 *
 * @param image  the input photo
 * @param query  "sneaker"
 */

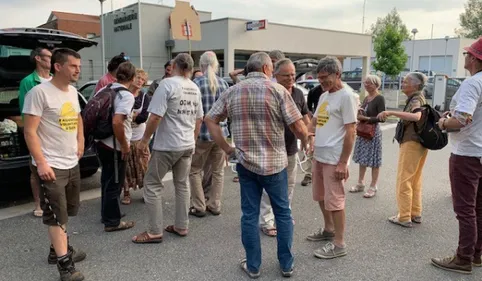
xmin=57 ymin=253 xmax=85 ymax=281
xmin=281 ymin=268 xmax=293 ymax=278
xmin=411 ymin=216 xmax=422 ymax=224
xmin=431 ymin=255 xmax=472 ymax=274
xmin=301 ymin=174 xmax=312 ymax=186
xmin=388 ymin=216 xmax=413 ymax=228
xmin=48 ymin=245 xmax=87 ymax=265
xmin=314 ymin=242 xmax=347 ymax=259
xmin=240 ymin=258 xmax=261 ymax=279
xmin=473 ymin=256 xmax=481 ymax=267
xmin=306 ymin=228 xmax=335 ymax=241
xmin=349 ymin=184 xmax=365 ymax=193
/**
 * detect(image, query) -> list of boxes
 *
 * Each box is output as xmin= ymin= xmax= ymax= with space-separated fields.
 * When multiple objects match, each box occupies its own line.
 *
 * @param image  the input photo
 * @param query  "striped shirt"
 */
xmin=193 ymin=74 xmax=230 ymax=141
xmin=206 ymin=72 xmax=302 ymax=176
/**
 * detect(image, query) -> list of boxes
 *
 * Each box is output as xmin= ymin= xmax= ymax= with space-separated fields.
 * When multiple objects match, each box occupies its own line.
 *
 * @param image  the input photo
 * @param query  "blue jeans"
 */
xmin=236 ymin=164 xmax=294 ymax=273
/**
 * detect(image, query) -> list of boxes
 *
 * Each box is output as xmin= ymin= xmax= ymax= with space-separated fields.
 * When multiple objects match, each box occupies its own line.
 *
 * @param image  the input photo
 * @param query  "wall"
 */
xmin=77 ymin=37 xmax=102 ymax=86
xmin=57 ymin=19 xmax=101 ymax=38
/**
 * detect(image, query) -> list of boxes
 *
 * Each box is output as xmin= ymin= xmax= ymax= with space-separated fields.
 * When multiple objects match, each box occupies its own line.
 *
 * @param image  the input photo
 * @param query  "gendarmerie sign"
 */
xmin=114 ymin=13 xmax=137 ymax=32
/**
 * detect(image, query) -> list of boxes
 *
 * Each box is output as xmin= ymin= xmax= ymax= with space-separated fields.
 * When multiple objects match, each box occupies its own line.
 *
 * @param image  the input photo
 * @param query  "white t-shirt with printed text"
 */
xmin=23 ymin=82 xmax=81 ymax=169
xmin=149 ymin=76 xmax=204 ymax=151
xmin=99 ymin=83 xmax=135 ymax=150
xmin=449 ymin=72 xmax=482 ymax=157
xmin=313 ymin=87 xmax=358 ymax=165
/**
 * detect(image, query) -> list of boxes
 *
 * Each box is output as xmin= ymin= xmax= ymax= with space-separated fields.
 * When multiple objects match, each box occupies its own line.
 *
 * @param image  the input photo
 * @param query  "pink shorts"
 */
xmin=312 ymin=160 xmax=346 ymax=211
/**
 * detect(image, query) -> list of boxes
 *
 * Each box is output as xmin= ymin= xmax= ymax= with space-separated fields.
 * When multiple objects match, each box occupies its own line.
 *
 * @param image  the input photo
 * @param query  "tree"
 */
xmin=372 ymin=24 xmax=408 ymax=79
xmin=370 ymin=8 xmax=410 ymax=40
xmin=458 ymin=0 xmax=482 ymax=39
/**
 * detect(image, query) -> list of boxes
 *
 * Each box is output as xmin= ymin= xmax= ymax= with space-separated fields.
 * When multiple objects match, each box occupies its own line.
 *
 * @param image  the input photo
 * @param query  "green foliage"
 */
xmin=370 ymin=8 xmax=410 ymax=40
xmin=458 ymin=0 xmax=482 ymax=39
xmin=372 ymin=24 xmax=408 ymax=77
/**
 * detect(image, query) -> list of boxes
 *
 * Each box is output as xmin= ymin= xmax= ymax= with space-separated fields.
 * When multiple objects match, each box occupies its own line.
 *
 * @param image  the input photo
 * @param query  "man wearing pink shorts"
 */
xmin=306 ymin=56 xmax=358 ymax=259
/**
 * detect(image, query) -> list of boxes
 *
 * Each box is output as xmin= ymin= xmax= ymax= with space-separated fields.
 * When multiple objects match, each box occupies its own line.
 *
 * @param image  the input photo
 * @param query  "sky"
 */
xmin=0 ymin=0 xmax=466 ymax=39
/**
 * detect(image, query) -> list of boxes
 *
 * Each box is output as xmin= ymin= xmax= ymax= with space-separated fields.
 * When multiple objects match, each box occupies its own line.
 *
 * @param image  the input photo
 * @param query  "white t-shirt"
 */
xmin=313 ymin=87 xmax=358 ymax=165
xmin=99 ymin=83 xmax=135 ymax=150
xmin=39 ymin=76 xmax=52 ymax=83
xmin=149 ymin=76 xmax=203 ymax=151
xmin=449 ymin=72 xmax=482 ymax=157
xmin=23 ymin=82 xmax=81 ymax=169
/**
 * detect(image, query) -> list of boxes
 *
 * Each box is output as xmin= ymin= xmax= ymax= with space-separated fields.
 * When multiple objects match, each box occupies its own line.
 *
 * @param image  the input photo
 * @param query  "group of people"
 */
xmin=17 ymin=36 xmax=482 ymax=280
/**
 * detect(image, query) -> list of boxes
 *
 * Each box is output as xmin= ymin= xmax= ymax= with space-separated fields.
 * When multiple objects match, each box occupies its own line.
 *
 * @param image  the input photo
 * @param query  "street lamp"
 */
xmin=99 ymin=0 xmax=106 ymax=73
xmin=410 ymin=28 xmax=418 ymax=71
xmin=362 ymin=0 xmax=367 ymax=33
xmin=444 ymin=36 xmax=450 ymax=75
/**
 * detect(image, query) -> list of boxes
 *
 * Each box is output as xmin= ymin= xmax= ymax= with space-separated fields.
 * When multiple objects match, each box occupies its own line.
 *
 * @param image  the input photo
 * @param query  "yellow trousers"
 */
xmin=396 ymin=141 xmax=428 ymax=222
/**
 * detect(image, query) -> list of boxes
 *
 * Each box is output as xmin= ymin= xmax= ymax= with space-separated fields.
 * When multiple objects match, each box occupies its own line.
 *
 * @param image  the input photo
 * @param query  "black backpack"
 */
xmin=82 ymin=83 xmax=128 ymax=149
xmin=414 ymin=104 xmax=448 ymax=150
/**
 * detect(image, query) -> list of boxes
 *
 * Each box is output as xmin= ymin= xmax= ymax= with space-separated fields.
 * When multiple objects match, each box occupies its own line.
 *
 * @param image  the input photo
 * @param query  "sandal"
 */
xmin=240 ymin=258 xmax=261 ymax=279
xmin=233 ymin=176 xmax=239 ymax=183
xmin=33 ymin=209 xmax=43 ymax=217
xmin=165 ymin=225 xmax=188 ymax=237
xmin=261 ymin=227 xmax=277 ymax=237
xmin=104 ymin=221 xmax=135 ymax=232
xmin=132 ymin=231 xmax=163 ymax=244
xmin=363 ymin=186 xmax=377 ymax=198
xmin=121 ymin=195 xmax=131 ymax=205
xmin=388 ymin=216 xmax=413 ymax=228
xmin=189 ymin=207 xmax=206 ymax=217
xmin=349 ymin=184 xmax=365 ymax=193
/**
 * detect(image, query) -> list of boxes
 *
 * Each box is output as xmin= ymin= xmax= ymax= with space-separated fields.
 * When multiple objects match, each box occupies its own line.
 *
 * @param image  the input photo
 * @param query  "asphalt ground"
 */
xmin=0 ymin=125 xmax=479 ymax=281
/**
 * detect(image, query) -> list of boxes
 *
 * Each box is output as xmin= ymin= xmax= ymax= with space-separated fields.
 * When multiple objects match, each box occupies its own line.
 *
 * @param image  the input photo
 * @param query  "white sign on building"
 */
xmin=246 ymin=20 xmax=268 ymax=31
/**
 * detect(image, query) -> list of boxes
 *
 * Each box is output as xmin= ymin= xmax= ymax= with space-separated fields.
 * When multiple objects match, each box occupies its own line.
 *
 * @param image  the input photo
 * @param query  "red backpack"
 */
xmin=82 ymin=83 xmax=128 ymax=149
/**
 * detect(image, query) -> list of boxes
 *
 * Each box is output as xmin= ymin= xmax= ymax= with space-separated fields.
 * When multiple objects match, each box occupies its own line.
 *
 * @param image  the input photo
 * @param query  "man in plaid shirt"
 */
xmin=205 ymin=52 xmax=310 ymax=279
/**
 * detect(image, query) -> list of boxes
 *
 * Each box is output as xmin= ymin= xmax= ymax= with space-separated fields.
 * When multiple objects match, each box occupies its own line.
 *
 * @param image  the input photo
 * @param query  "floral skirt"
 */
xmin=353 ymin=124 xmax=382 ymax=168
xmin=124 ymin=140 xmax=149 ymax=192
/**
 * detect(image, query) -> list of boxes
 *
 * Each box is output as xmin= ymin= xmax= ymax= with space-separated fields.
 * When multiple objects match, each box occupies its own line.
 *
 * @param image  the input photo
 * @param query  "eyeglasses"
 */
xmin=463 ymin=52 xmax=469 ymax=57
xmin=277 ymin=73 xmax=295 ymax=78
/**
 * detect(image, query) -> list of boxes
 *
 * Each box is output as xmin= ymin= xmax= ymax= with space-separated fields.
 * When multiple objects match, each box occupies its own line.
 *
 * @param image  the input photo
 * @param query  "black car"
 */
xmin=0 ymin=28 xmax=99 ymax=198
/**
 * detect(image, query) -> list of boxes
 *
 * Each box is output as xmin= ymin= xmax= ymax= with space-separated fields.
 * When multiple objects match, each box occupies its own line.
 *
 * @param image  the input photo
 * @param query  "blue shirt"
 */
xmin=193 ymin=74 xmax=230 ymax=141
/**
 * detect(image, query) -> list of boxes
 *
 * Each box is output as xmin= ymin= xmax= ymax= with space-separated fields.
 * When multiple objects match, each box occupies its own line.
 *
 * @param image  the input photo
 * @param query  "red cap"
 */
xmin=464 ymin=37 xmax=482 ymax=60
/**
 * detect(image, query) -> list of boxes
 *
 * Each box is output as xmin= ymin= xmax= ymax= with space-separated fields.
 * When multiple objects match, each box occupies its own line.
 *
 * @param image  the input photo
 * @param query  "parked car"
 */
xmin=0 ymin=28 xmax=99 ymax=197
xmin=78 ymin=79 xmax=153 ymax=100
xmin=423 ymin=77 xmax=461 ymax=103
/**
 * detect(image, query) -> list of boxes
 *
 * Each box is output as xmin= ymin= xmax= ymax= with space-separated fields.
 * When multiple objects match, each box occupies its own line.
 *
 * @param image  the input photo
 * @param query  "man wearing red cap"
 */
xmin=431 ymin=38 xmax=482 ymax=274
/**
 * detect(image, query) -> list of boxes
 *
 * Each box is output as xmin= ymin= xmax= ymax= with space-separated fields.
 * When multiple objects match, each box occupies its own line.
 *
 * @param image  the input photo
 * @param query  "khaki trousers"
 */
xmin=396 ymin=141 xmax=428 ymax=222
xmin=189 ymin=140 xmax=226 ymax=212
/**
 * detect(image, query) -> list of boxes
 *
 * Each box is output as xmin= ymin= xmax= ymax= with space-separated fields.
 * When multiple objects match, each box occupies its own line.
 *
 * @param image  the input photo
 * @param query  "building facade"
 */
xmin=78 ymin=2 xmax=372 ymax=86
xmin=343 ymin=37 xmax=475 ymax=78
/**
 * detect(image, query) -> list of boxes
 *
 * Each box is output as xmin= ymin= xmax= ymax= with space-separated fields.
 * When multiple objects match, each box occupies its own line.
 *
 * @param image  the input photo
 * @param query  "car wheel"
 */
xmin=81 ymin=168 xmax=98 ymax=178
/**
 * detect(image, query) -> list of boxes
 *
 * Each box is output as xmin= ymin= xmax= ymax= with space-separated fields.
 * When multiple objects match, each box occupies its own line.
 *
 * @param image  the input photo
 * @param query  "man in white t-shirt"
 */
xmin=132 ymin=53 xmax=203 ymax=244
xmin=431 ymin=38 xmax=482 ymax=274
xmin=96 ymin=62 xmax=137 ymax=233
xmin=23 ymin=48 xmax=86 ymax=281
xmin=306 ymin=56 xmax=358 ymax=260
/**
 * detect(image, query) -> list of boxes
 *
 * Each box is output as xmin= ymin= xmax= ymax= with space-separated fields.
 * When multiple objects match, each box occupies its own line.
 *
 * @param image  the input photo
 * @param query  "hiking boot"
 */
xmin=473 ymin=256 xmax=482 ymax=267
xmin=314 ymin=242 xmax=347 ymax=259
xmin=57 ymin=253 xmax=85 ymax=281
xmin=431 ymin=255 xmax=472 ymax=274
xmin=48 ymin=245 xmax=87 ymax=265
xmin=306 ymin=228 xmax=335 ymax=242
xmin=301 ymin=174 xmax=311 ymax=186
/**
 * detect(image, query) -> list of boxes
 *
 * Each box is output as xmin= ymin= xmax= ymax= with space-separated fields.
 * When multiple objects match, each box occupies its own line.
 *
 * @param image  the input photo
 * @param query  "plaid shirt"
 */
xmin=193 ymin=75 xmax=230 ymax=141
xmin=206 ymin=72 xmax=302 ymax=176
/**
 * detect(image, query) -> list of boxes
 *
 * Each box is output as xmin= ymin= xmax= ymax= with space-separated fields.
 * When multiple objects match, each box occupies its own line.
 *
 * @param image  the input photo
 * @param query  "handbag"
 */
xmin=356 ymin=121 xmax=376 ymax=140
xmin=356 ymin=98 xmax=376 ymax=140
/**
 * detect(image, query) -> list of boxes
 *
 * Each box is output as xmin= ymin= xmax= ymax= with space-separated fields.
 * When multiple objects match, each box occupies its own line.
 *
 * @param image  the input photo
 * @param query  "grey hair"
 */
xmin=199 ymin=51 xmax=220 ymax=96
xmin=246 ymin=52 xmax=272 ymax=73
xmin=316 ymin=56 xmax=342 ymax=75
xmin=274 ymin=58 xmax=294 ymax=74
xmin=268 ymin=50 xmax=285 ymax=61
xmin=364 ymin=74 xmax=382 ymax=89
xmin=405 ymin=72 xmax=427 ymax=91
xmin=173 ymin=53 xmax=194 ymax=76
